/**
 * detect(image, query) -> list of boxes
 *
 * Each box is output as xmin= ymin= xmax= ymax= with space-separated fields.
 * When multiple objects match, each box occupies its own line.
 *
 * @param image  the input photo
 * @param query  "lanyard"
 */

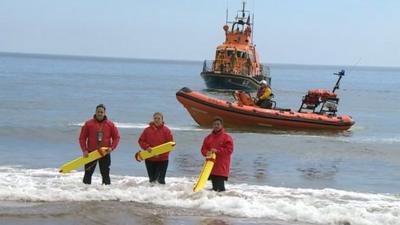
xmin=96 ymin=122 xmax=105 ymax=148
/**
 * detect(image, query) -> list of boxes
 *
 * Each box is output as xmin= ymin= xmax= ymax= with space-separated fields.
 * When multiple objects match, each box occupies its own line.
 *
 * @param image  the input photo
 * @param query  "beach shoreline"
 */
xmin=0 ymin=201 xmax=304 ymax=225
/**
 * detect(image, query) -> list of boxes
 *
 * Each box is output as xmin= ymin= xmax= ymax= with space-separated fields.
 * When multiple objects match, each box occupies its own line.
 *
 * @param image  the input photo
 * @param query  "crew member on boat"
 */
xmin=256 ymin=80 xmax=273 ymax=108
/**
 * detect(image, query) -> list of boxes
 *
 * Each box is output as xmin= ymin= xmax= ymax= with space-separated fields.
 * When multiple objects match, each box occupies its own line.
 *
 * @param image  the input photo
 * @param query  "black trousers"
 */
xmin=256 ymin=99 xmax=273 ymax=109
xmin=145 ymin=160 xmax=169 ymax=184
xmin=209 ymin=175 xmax=227 ymax=192
xmin=83 ymin=154 xmax=111 ymax=185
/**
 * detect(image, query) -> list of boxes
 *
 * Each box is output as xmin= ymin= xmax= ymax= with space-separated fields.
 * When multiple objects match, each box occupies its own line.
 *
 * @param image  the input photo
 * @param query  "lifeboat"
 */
xmin=177 ymin=70 xmax=355 ymax=131
xmin=200 ymin=1 xmax=271 ymax=91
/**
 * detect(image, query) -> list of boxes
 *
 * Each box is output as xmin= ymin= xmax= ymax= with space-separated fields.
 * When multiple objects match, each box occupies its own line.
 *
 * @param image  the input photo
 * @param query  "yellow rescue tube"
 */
xmin=59 ymin=147 xmax=110 ymax=173
xmin=193 ymin=153 xmax=216 ymax=192
xmin=135 ymin=141 xmax=176 ymax=161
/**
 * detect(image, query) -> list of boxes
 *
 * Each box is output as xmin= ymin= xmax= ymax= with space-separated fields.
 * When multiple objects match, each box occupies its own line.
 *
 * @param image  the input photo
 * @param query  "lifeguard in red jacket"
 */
xmin=201 ymin=117 xmax=234 ymax=191
xmin=138 ymin=112 xmax=174 ymax=184
xmin=79 ymin=104 xmax=120 ymax=185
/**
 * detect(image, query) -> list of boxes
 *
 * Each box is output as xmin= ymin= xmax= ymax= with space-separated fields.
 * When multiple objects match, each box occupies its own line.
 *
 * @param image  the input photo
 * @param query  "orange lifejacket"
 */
xmin=235 ymin=91 xmax=256 ymax=106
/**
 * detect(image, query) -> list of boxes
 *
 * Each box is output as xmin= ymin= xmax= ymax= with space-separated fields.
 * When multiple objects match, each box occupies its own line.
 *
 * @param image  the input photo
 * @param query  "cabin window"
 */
xmin=237 ymin=51 xmax=246 ymax=58
xmin=227 ymin=50 xmax=234 ymax=57
xmin=217 ymin=50 xmax=227 ymax=60
xmin=248 ymin=53 xmax=255 ymax=61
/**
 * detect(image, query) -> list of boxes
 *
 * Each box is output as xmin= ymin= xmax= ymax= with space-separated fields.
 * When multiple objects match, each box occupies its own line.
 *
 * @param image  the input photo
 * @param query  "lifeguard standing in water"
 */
xmin=200 ymin=117 xmax=234 ymax=192
xmin=138 ymin=112 xmax=174 ymax=184
xmin=79 ymin=104 xmax=120 ymax=185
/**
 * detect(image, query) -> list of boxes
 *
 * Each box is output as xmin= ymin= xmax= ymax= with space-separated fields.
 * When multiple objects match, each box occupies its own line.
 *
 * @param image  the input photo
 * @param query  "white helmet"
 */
xmin=260 ymin=80 xmax=267 ymax=85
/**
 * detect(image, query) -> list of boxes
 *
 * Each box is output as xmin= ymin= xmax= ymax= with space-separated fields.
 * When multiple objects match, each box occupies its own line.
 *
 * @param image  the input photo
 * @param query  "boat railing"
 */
xmin=261 ymin=64 xmax=270 ymax=77
xmin=202 ymin=59 xmax=270 ymax=77
xmin=202 ymin=60 xmax=214 ymax=73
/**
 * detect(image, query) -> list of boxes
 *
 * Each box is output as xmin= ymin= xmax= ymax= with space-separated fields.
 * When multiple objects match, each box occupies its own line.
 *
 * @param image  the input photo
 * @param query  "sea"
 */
xmin=0 ymin=52 xmax=399 ymax=225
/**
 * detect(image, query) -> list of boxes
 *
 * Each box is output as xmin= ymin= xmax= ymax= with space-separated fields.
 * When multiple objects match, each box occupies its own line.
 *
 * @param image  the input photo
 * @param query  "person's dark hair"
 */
xmin=212 ymin=116 xmax=224 ymax=124
xmin=96 ymin=104 xmax=106 ymax=111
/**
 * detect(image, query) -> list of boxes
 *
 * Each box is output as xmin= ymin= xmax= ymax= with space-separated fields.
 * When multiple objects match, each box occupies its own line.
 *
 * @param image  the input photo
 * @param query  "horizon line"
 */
xmin=1 ymin=51 xmax=399 ymax=70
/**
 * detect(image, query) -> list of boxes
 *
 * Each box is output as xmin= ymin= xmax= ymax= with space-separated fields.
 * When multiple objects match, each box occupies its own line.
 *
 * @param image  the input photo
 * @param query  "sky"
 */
xmin=1 ymin=0 xmax=399 ymax=67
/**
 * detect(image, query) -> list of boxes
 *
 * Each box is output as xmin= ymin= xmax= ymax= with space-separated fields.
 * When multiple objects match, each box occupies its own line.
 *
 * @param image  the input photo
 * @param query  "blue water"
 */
xmin=1 ymin=53 xmax=400 ymax=194
xmin=1 ymin=53 xmax=400 ymax=225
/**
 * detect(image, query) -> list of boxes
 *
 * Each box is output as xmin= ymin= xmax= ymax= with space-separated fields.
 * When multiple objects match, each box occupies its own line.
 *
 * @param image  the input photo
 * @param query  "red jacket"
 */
xmin=79 ymin=116 xmax=120 ymax=152
xmin=138 ymin=122 xmax=173 ymax=161
xmin=201 ymin=129 xmax=234 ymax=177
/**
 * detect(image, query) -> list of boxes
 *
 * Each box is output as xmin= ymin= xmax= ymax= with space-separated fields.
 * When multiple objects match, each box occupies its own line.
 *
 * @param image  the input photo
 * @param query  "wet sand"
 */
xmin=0 ymin=201 xmax=314 ymax=225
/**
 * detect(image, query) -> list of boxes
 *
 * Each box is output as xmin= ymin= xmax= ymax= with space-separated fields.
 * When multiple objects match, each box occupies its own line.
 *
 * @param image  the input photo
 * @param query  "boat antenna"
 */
xmin=347 ymin=57 xmax=362 ymax=75
xmin=252 ymin=13 xmax=254 ymax=43
xmin=242 ymin=1 xmax=246 ymax=18
xmin=250 ymin=0 xmax=254 ymax=43
xmin=226 ymin=0 xmax=229 ymax=24
xmin=332 ymin=57 xmax=362 ymax=93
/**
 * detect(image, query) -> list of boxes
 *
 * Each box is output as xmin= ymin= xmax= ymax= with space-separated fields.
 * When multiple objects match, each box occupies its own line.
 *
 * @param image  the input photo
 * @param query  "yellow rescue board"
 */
xmin=193 ymin=153 xmax=216 ymax=192
xmin=59 ymin=147 xmax=110 ymax=173
xmin=135 ymin=141 xmax=176 ymax=161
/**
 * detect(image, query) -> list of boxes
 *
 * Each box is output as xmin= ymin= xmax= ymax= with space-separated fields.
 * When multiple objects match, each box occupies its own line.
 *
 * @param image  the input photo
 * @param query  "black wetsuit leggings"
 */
xmin=145 ymin=160 xmax=169 ymax=184
xmin=83 ymin=154 xmax=111 ymax=185
xmin=209 ymin=175 xmax=227 ymax=192
xmin=256 ymin=99 xmax=273 ymax=109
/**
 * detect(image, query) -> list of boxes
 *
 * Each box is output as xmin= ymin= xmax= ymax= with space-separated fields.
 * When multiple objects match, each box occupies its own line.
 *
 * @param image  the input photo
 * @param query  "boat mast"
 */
xmin=226 ymin=2 xmax=229 ymax=24
xmin=251 ymin=13 xmax=254 ymax=44
xmin=332 ymin=70 xmax=345 ymax=93
xmin=241 ymin=1 xmax=254 ymax=43
xmin=242 ymin=1 xmax=245 ymax=18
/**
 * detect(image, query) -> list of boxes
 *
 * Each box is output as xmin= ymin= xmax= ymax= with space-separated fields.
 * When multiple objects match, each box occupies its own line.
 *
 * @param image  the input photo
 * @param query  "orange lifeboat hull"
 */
xmin=176 ymin=88 xmax=354 ymax=131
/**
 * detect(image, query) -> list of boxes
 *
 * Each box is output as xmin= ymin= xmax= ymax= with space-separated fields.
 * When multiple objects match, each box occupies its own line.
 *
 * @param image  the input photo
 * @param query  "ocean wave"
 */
xmin=0 ymin=166 xmax=398 ymax=225
xmin=348 ymin=125 xmax=367 ymax=132
xmin=68 ymin=122 xmax=206 ymax=132
xmin=335 ymin=136 xmax=400 ymax=144
xmin=68 ymin=122 xmax=352 ymax=137
xmin=357 ymin=137 xmax=400 ymax=144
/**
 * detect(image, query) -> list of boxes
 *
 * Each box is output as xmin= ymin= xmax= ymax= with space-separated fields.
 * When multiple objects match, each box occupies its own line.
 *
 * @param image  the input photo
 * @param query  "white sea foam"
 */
xmin=0 ymin=166 xmax=399 ymax=225
xmin=354 ymin=137 xmax=400 ymax=144
xmin=348 ymin=125 xmax=367 ymax=132
xmin=335 ymin=136 xmax=400 ymax=144
xmin=69 ymin=122 xmax=206 ymax=132
xmin=69 ymin=122 xmax=400 ymax=145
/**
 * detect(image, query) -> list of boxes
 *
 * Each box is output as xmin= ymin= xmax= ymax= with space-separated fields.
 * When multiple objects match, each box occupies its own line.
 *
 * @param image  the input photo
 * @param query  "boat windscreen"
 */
xmin=248 ymin=53 xmax=255 ymax=61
